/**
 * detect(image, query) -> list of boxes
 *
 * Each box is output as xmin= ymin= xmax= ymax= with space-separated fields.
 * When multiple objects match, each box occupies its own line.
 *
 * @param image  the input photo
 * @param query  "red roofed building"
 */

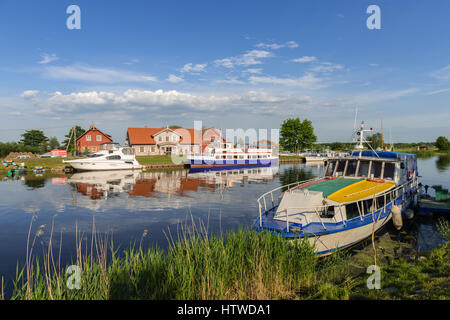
xmin=126 ymin=126 xmax=202 ymax=156
xmin=76 ymin=125 xmax=112 ymax=154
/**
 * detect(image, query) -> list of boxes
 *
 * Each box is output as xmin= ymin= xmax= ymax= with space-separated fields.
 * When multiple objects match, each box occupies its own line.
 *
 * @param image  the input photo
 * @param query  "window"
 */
xmin=371 ymin=161 xmax=383 ymax=178
xmin=173 ymin=136 xmax=177 ymax=142
xmin=383 ymin=163 xmax=395 ymax=180
xmin=166 ymin=136 xmax=169 ymax=142
xmin=358 ymin=160 xmax=370 ymax=177
xmin=106 ymin=155 xmax=121 ymax=160
xmin=151 ymin=147 xmax=155 ymax=153
xmin=92 ymin=147 xmax=96 ymax=152
xmin=325 ymin=160 xmax=336 ymax=176
xmin=96 ymin=135 xmax=102 ymax=142
xmin=158 ymin=136 xmax=162 ymax=141
xmin=336 ymin=160 xmax=346 ymax=176
xmin=346 ymin=160 xmax=357 ymax=176
xmin=86 ymin=135 xmax=91 ymax=141
xmin=139 ymin=147 xmax=145 ymax=153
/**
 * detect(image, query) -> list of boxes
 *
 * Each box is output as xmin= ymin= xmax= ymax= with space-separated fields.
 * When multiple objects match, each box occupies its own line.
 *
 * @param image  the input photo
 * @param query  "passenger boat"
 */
xmin=186 ymin=142 xmax=278 ymax=169
xmin=253 ymin=121 xmax=420 ymax=256
xmin=63 ymin=143 xmax=142 ymax=171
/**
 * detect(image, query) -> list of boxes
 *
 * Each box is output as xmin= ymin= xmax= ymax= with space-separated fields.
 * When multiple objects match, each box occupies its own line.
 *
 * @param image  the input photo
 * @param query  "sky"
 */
xmin=0 ymin=0 xmax=449 ymax=144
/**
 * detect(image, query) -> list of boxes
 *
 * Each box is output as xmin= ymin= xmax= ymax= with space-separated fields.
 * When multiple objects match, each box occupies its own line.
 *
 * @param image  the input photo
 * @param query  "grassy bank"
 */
xmin=0 ymin=157 xmax=78 ymax=171
xmin=8 ymin=218 xmax=449 ymax=300
xmin=10 ymin=226 xmax=351 ymax=300
xmin=136 ymin=155 xmax=176 ymax=165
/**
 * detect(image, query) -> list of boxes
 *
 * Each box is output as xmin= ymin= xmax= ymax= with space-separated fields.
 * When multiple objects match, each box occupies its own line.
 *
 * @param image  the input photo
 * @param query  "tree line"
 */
xmin=278 ymin=117 xmax=449 ymax=153
xmin=0 ymin=126 xmax=86 ymax=158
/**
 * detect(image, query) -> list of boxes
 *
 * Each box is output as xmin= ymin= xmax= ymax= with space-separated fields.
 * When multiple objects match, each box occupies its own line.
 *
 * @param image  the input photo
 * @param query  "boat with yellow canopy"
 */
xmin=253 ymin=121 xmax=420 ymax=256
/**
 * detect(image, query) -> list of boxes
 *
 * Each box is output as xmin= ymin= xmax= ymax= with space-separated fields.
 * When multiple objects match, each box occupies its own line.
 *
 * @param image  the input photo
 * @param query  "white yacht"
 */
xmin=63 ymin=143 xmax=143 ymax=171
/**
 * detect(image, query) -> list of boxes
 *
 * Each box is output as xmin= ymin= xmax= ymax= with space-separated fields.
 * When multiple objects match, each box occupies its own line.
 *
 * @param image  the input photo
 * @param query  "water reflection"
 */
xmin=67 ymin=165 xmax=280 ymax=200
xmin=436 ymin=155 xmax=450 ymax=173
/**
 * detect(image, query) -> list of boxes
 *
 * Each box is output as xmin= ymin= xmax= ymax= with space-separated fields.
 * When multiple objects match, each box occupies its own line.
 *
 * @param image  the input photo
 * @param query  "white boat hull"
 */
xmin=305 ymin=156 xmax=328 ymax=162
xmin=66 ymin=161 xmax=142 ymax=171
xmin=301 ymin=214 xmax=392 ymax=256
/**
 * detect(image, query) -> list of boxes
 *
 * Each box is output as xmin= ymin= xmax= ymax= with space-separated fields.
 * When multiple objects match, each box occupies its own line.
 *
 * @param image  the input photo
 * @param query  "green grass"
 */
xmin=1 ymin=157 xmax=78 ymax=170
xmin=136 ymin=155 xmax=178 ymax=165
xmin=8 ymin=218 xmax=449 ymax=300
xmin=350 ymin=218 xmax=450 ymax=300
xmin=10 ymin=222 xmax=352 ymax=300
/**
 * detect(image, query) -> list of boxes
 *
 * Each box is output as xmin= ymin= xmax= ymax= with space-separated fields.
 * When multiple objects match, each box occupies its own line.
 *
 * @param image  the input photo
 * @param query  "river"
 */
xmin=0 ymin=156 xmax=449 ymax=296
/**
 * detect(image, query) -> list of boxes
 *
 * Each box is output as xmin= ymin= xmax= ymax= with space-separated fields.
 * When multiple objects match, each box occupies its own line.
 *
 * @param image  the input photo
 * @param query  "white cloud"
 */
xmin=215 ymin=78 xmax=246 ymax=85
xmin=124 ymin=58 xmax=140 ymax=65
xmin=20 ymin=90 xmax=40 ymax=100
xmin=426 ymin=88 xmax=450 ymax=95
xmin=255 ymin=41 xmax=299 ymax=50
xmin=214 ymin=50 xmax=273 ymax=68
xmin=38 ymin=53 xmax=59 ymax=64
xmin=243 ymin=68 xmax=262 ymax=74
xmin=431 ymin=65 xmax=450 ymax=80
xmin=42 ymin=65 xmax=157 ymax=83
xmin=167 ymin=74 xmax=184 ymax=83
xmin=369 ymin=63 xmax=379 ymax=67
xmin=292 ymin=56 xmax=318 ymax=63
xmin=311 ymin=62 xmax=344 ymax=73
xmin=249 ymin=73 xmax=324 ymax=89
xmin=180 ymin=63 xmax=207 ymax=73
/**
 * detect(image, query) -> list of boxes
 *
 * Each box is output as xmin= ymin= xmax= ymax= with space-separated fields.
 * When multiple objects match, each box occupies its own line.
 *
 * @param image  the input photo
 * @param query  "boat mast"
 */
xmin=355 ymin=121 xmax=373 ymax=157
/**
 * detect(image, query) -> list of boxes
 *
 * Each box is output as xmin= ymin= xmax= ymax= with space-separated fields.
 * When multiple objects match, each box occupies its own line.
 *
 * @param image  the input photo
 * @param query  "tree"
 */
xmin=435 ymin=136 xmax=450 ymax=151
xmin=20 ymin=130 xmax=48 ymax=149
xmin=280 ymin=118 xmax=317 ymax=154
xmin=48 ymin=137 xmax=60 ymax=150
xmin=367 ymin=132 xmax=383 ymax=150
xmin=329 ymin=142 xmax=345 ymax=151
xmin=63 ymin=126 xmax=86 ymax=153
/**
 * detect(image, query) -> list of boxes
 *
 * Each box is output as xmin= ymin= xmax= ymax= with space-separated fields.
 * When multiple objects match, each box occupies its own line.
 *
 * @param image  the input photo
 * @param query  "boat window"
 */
xmin=227 ymin=155 xmax=232 ymax=159
xmin=370 ymin=161 xmax=383 ymax=178
xmin=346 ymin=160 xmax=357 ymax=177
xmin=325 ymin=160 xmax=336 ymax=176
xmin=239 ymin=155 xmax=244 ymax=159
xmin=122 ymin=148 xmax=134 ymax=155
xmin=106 ymin=155 xmax=121 ymax=160
xmin=87 ymin=153 xmax=103 ymax=158
xmin=383 ymin=163 xmax=395 ymax=180
xmin=345 ymin=202 xmax=360 ymax=219
xmin=215 ymin=156 xmax=220 ymax=159
xmin=358 ymin=160 xmax=370 ymax=177
xmin=336 ymin=160 xmax=346 ymax=176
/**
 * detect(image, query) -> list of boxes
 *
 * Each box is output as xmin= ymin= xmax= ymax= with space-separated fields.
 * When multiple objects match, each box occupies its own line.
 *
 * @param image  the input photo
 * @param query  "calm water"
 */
xmin=0 ymin=156 xmax=448 ymax=294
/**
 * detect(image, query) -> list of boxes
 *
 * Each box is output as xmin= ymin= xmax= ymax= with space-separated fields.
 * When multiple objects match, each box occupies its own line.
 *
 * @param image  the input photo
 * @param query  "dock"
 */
xmin=417 ymin=197 xmax=450 ymax=215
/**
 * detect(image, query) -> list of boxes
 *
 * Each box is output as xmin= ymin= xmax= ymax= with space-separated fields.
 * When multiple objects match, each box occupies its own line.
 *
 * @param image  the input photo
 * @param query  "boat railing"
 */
xmin=257 ymin=177 xmax=417 ymax=231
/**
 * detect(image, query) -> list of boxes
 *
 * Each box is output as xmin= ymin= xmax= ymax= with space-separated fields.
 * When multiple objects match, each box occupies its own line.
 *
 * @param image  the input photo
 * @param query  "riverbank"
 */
xmin=279 ymin=155 xmax=305 ymax=163
xmin=0 ymin=155 xmax=185 ymax=173
xmin=8 ymin=218 xmax=449 ymax=300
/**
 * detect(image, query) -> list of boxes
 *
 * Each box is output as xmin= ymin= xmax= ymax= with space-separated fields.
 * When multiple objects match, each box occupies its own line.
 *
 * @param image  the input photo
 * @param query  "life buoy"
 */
xmin=408 ymin=170 xmax=413 ymax=180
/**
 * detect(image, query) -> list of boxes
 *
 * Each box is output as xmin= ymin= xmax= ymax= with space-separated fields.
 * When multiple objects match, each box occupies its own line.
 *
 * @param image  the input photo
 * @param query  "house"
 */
xmin=417 ymin=145 xmax=428 ymax=151
xmin=252 ymin=139 xmax=279 ymax=154
xmin=126 ymin=126 xmax=202 ymax=156
xmin=76 ymin=125 xmax=112 ymax=153
xmin=201 ymin=127 xmax=226 ymax=151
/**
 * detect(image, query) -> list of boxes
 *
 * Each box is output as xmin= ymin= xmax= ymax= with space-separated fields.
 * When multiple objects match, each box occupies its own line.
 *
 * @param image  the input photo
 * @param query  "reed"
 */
xmin=10 ymin=217 xmax=352 ymax=300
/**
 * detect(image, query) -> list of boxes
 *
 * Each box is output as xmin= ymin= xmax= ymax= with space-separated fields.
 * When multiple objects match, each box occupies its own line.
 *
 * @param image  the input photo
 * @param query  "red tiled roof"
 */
xmin=127 ymin=127 xmax=202 ymax=145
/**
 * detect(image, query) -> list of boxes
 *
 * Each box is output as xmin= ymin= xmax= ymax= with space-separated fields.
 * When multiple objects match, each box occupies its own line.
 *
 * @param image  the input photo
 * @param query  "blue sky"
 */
xmin=0 ymin=0 xmax=449 ymax=144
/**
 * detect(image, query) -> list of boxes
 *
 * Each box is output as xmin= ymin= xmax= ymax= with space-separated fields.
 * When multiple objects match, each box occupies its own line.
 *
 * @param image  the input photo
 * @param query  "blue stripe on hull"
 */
xmin=188 ymin=163 xmax=277 ymax=173
xmin=189 ymin=159 xmax=278 ymax=166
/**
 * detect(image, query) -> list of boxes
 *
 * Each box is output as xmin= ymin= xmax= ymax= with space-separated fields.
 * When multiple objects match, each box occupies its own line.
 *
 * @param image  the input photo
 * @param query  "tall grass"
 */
xmin=10 ymin=218 xmax=352 ymax=300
